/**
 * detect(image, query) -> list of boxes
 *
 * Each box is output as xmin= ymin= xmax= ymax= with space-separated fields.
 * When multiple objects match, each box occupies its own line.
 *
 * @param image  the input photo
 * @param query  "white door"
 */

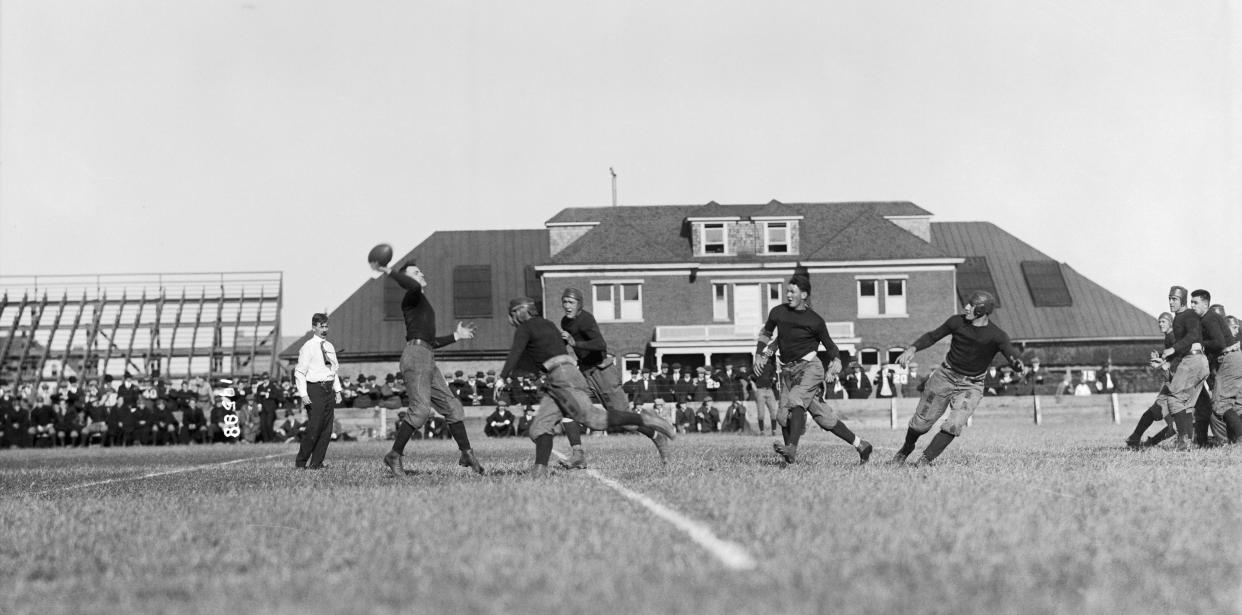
xmin=734 ymin=284 xmax=762 ymax=327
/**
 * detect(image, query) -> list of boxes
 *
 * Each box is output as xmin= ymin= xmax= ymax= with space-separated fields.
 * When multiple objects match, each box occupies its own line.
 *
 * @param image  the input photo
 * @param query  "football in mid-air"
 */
xmin=368 ymin=243 xmax=393 ymax=267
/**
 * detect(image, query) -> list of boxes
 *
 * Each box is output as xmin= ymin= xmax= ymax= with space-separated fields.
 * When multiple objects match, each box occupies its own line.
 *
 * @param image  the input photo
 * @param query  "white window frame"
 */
xmin=855 ymin=275 xmax=909 ymax=318
xmin=765 ymin=282 xmax=783 ymax=314
xmin=619 ymin=283 xmax=642 ymax=320
xmin=713 ymin=284 xmax=730 ymax=321
xmin=857 ymin=280 xmax=880 ymax=317
xmin=885 ymin=279 xmax=907 ymax=316
xmin=764 ymin=221 xmax=789 ymax=254
xmin=700 ymin=223 xmax=728 ymax=255
xmin=593 ymin=284 xmax=616 ymax=321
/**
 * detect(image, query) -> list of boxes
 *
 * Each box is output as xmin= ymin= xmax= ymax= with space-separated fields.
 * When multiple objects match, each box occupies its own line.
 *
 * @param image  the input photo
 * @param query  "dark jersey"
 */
xmin=389 ymin=270 xmax=456 ymax=347
xmin=1199 ymin=310 xmax=1235 ymax=365
xmin=1168 ymin=309 xmax=1201 ymax=360
xmin=759 ymin=305 xmax=839 ymax=363
xmin=500 ymin=317 xmax=570 ymax=379
xmin=561 ymin=310 xmax=608 ymax=367
xmin=913 ymin=315 xmax=1020 ymax=377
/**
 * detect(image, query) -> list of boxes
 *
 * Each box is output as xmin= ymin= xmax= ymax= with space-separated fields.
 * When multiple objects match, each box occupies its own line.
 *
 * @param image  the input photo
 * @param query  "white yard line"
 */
xmin=29 ymin=451 xmax=296 ymax=496
xmin=552 ymin=450 xmax=758 ymax=571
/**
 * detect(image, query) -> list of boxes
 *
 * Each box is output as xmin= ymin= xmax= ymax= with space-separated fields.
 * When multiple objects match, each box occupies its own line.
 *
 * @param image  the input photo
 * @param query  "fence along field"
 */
xmin=1 ymin=399 xmax=1239 ymax=615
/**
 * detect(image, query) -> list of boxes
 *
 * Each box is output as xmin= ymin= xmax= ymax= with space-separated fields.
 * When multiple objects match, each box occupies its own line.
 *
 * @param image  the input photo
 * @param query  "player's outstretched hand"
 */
xmin=824 ymin=357 xmax=843 ymax=380
xmin=895 ymin=346 xmax=916 ymax=368
xmin=455 ymin=322 xmax=477 ymax=340
xmin=370 ymin=261 xmax=391 ymax=275
xmin=754 ymin=352 xmax=770 ymax=371
xmin=1011 ymin=359 xmax=1026 ymax=376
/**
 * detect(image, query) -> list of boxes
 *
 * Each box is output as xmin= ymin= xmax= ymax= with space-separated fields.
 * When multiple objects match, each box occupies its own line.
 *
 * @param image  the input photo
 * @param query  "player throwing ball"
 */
xmin=496 ymin=297 xmax=676 ymax=477
xmin=892 ymin=290 xmax=1024 ymax=466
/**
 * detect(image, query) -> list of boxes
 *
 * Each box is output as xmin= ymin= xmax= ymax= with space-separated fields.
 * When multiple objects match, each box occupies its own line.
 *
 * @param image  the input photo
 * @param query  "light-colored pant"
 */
xmin=399 ymin=342 xmax=465 ymax=427
xmin=1212 ymin=351 xmax=1242 ymax=416
xmin=1167 ymin=354 xmax=1208 ymax=416
xmin=529 ymin=360 xmax=610 ymax=440
xmin=908 ymin=366 xmax=985 ymax=436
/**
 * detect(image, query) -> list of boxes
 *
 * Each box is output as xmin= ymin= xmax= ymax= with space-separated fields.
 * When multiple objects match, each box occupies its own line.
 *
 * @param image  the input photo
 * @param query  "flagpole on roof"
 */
xmin=610 ymin=167 xmax=618 ymax=207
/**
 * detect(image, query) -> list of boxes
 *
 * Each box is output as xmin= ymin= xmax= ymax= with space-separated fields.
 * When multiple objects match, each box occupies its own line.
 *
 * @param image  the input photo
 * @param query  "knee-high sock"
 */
xmin=1223 ymin=408 xmax=1242 ymax=443
xmin=1147 ymin=423 xmax=1176 ymax=446
xmin=1193 ymin=391 xmax=1213 ymax=445
xmin=392 ymin=422 xmax=415 ymax=455
xmin=1128 ymin=405 xmax=1158 ymax=441
xmin=922 ymin=431 xmax=956 ymax=461
xmin=757 ymin=418 xmax=765 ymax=433
xmin=1173 ymin=412 xmax=1194 ymax=440
xmin=829 ymin=422 xmax=857 ymax=446
xmin=562 ymin=420 xmax=582 ymax=447
xmin=534 ymin=433 xmax=553 ymax=466
xmin=447 ymin=421 xmax=472 ymax=451
xmin=606 ymin=411 xmax=644 ymax=429
xmin=898 ymin=428 xmax=923 ymax=457
xmin=787 ymin=407 xmax=807 ymax=447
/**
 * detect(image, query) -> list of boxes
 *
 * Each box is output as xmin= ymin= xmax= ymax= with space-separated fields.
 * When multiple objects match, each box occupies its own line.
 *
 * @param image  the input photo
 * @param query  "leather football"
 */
xmin=368 ymin=243 xmax=393 ymax=267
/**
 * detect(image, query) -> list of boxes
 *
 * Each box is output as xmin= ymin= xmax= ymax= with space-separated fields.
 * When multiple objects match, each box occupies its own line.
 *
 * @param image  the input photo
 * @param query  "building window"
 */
xmin=593 ymin=282 xmax=643 ymax=321
xmin=858 ymin=280 xmax=879 ymax=316
xmin=623 ymin=354 xmax=643 ymax=376
xmin=764 ymin=222 xmax=789 ymax=253
xmin=1020 ymin=260 xmax=1073 ymax=307
xmin=886 ymin=279 xmax=907 ymax=315
xmin=887 ymin=348 xmax=905 ymax=365
xmin=593 ymin=284 xmax=615 ymax=321
xmin=859 ymin=348 xmax=879 ymax=367
xmin=524 ymin=265 xmax=544 ymax=316
xmin=713 ymin=284 xmax=729 ymax=321
xmin=620 ymin=283 xmax=642 ymax=320
xmin=453 ymin=266 xmax=492 ymax=318
xmin=956 ymin=256 xmax=1001 ymax=309
xmin=857 ymin=278 xmax=907 ymax=317
xmin=701 ymin=223 xmax=727 ymax=255
xmin=766 ymin=282 xmax=782 ymax=313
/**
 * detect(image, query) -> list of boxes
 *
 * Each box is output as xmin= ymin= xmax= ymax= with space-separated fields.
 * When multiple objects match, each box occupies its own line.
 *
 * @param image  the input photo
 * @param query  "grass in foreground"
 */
xmin=2 ymin=417 xmax=1240 ymax=615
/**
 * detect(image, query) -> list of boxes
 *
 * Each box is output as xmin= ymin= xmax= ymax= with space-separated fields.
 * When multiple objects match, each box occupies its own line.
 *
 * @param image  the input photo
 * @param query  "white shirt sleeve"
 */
xmin=295 ymin=341 xmax=313 ymax=399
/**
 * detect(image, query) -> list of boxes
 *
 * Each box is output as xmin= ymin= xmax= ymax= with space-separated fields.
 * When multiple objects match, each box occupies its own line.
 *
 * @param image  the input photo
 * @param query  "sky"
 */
xmin=2 ymin=1 xmax=1239 ymax=338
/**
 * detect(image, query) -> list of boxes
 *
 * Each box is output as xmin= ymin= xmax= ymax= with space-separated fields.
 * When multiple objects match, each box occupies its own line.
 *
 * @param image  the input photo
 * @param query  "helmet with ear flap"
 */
xmin=967 ymin=290 xmax=996 ymax=317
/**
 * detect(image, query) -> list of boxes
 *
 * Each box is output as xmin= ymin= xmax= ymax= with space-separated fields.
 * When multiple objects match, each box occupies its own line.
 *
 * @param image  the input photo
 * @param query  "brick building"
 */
xmin=282 ymin=201 xmax=1160 ymax=387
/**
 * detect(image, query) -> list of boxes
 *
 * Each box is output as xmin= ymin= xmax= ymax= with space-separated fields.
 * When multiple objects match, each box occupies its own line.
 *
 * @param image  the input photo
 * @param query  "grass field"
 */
xmin=2 ymin=411 xmax=1240 ymax=615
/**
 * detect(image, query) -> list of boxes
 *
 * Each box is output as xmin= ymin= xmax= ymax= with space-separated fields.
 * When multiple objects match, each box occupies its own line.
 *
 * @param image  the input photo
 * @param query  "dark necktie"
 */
xmin=320 ymin=341 xmax=333 ymax=369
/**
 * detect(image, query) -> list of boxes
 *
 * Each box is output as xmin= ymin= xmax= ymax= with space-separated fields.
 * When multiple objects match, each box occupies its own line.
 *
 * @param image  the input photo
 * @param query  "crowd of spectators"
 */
xmin=0 ymin=372 xmax=331 ymax=449
xmin=1 ymin=359 xmax=1148 ymax=449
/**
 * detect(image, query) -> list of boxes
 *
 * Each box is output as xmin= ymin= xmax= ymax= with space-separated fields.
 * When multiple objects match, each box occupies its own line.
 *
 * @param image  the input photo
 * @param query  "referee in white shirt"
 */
xmin=294 ymin=313 xmax=342 ymax=469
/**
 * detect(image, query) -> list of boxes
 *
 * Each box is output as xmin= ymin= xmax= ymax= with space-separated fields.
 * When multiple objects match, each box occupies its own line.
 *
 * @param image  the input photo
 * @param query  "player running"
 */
xmin=757 ymin=271 xmax=872 ymax=465
xmin=496 ymin=297 xmax=676 ymax=477
xmin=557 ymin=288 xmax=670 ymax=468
xmin=892 ymin=290 xmax=1025 ymax=466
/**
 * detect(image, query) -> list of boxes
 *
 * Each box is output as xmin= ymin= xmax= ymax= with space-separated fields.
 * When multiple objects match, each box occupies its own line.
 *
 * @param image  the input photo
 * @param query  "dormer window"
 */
xmin=764 ymin=222 xmax=789 ymax=253
xmin=701 ymin=223 xmax=727 ymax=254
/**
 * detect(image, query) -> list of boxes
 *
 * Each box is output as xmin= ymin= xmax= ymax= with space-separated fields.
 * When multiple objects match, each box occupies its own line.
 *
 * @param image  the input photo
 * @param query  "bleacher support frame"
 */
xmin=0 ymin=272 xmax=283 ymax=385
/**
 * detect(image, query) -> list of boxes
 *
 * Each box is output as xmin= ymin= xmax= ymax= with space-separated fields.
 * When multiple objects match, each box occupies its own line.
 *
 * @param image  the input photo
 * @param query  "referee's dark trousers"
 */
xmin=297 ymin=381 xmax=336 ymax=468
